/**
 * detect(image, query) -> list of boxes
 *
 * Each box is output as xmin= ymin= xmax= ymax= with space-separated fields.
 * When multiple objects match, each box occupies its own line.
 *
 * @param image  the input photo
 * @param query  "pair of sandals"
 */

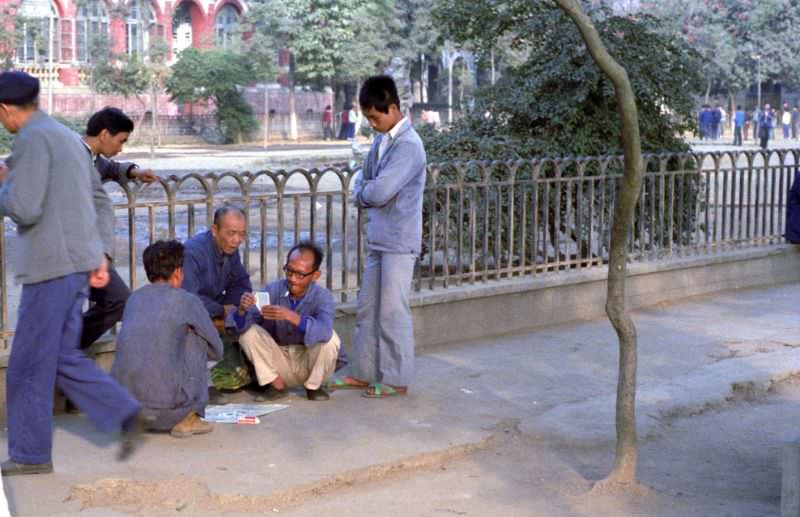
xmin=325 ymin=377 xmax=407 ymax=398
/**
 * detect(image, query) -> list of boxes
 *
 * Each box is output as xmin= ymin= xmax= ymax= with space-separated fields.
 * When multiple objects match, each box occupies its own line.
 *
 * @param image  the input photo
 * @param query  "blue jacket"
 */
xmin=112 ymin=283 xmax=223 ymax=429
xmin=226 ymin=278 xmax=335 ymax=347
xmin=182 ymin=230 xmax=252 ymax=318
xmin=353 ymin=119 xmax=427 ymax=255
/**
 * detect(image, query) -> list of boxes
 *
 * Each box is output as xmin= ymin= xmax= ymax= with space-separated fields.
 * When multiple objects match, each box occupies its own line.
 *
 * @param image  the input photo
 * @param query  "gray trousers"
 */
xmin=352 ymin=250 xmax=416 ymax=386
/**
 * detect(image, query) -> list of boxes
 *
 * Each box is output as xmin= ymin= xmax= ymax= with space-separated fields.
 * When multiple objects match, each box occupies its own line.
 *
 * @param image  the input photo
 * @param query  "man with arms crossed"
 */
xmin=329 ymin=75 xmax=426 ymax=398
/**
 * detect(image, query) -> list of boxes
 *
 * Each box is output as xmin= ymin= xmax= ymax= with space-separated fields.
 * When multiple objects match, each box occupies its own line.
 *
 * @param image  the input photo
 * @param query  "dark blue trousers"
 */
xmin=7 ymin=272 xmax=140 ymax=465
xmin=80 ymin=266 xmax=130 ymax=349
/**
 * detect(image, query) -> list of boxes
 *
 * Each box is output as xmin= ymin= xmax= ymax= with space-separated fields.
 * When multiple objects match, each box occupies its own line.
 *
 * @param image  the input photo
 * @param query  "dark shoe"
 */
xmin=208 ymin=387 xmax=229 ymax=405
xmin=64 ymin=398 xmax=80 ymax=415
xmin=117 ymin=412 xmax=153 ymax=462
xmin=305 ymin=387 xmax=330 ymax=401
xmin=1 ymin=459 xmax=53 ymax=476
xmin=252 ymin=384 xmax=288 ymax=402
xmin=170 ymin=412 xmax=214 ymax=438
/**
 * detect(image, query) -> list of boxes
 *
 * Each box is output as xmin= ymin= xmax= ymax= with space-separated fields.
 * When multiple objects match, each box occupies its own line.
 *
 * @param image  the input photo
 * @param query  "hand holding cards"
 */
xmin=255 ymin=291 xmax=270 ymax=308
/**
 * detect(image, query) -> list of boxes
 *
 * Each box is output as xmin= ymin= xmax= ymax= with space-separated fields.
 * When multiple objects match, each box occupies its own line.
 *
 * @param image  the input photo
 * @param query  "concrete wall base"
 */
xmin=335 ymin=245 xmax=800 ymax=351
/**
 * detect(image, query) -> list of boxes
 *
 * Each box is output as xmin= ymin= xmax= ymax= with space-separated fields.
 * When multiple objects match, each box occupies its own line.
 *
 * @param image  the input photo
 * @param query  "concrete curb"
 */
xmin=521 ymin=348 xmax=800 ymax=445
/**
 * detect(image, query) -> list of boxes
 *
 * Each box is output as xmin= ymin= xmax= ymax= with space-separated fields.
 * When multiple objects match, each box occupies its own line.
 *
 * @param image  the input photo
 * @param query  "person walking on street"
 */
xmin=322 ymin=105 xmax=333 ymax=141
xmin=758 ymin=103 xmax=774 ymax=149
xmin=0 ymin=71 xmax=146 ymax=476
xmin=733 ymin=105 xmax=745 ymax=146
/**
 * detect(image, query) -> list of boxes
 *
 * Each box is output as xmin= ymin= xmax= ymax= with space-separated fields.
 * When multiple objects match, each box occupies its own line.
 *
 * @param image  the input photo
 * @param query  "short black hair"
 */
xmin=86 ymin=107 xmax=134 ymax=137
xmin=143 ymin=240 xmax=184 ymax=282
xmin=286 ymin=240 xmax=324 ymax=271
xmin=358 ymin=75 xmax=400 ymax=114
xmin=213 ymin=205 xmax=246 ymax=226
xmin=737 ymin=105 xmax=742 ymax=109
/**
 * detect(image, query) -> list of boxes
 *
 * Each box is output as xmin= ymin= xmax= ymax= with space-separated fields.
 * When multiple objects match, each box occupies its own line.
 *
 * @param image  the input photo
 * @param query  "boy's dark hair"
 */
xmin=86 ymin=107 xmax=134 ymax=137
xmin=143 ymin=240 xmax=184 ymax=282
xmin=286 ymin=240 xmax=324 ymax=271
xmin=358 ymin=75 xmax=400 ymax=114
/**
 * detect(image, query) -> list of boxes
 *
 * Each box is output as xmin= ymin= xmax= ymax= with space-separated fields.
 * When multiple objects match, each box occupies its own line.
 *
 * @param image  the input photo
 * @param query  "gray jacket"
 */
xmin=0 ymin=111 xmax=111 ymax=284
xmin=95 ymin=154 xmax=136 ymax=184
xmin=353 ymin=119 xmax=427 ymax=254
xmin=93 ymin=153 xmax=136 ymax=256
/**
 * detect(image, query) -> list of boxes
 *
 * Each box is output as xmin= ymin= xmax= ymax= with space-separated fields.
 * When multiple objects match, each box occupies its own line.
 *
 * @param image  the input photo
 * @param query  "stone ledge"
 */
xmin=334 ymin=244 xmax=797 ymax=315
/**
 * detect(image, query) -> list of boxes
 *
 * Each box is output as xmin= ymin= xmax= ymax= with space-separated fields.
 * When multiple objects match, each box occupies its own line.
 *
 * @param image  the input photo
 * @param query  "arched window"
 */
xmin=171 ymin=2 xmax=192 ymax=55
xmin=15 ymin=0 xmax=59 ymax=64
xmin=76 ymin=0 xmax=109 ymax=62
xmin=214 ymin=4 xmax=239 ymax=49
xmin=126 ymin=0 xmax=156 ymax=56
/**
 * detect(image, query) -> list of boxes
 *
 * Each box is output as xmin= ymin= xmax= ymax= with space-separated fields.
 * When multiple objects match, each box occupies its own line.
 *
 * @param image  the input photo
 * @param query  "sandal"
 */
xmin=324 ymin=377 xmax=369 ymax=391
xmin=362 ymin=383 xmax=407 ymax=398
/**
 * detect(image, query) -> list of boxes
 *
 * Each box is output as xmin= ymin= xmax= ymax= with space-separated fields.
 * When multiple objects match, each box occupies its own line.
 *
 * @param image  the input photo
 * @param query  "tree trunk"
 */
xmin=704 ymin=77 xmax=711 ymax=105
xmin=553 ymin=0 xmax=644 ymax=487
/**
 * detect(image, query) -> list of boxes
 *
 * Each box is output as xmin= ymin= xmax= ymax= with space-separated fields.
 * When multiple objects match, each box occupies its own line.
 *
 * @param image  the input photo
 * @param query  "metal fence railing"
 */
xmin=0 ymin=149 xmax=796 ymax=348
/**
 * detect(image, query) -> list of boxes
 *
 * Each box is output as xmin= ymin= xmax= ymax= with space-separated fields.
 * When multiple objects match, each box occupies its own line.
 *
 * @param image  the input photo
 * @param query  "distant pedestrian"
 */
xmin=783 ymin=103 xmax=792 ymax=139
xmin=347 ymin=103 xmax=358 ymax=140
xmin=322 ymin=105 xmax=333 ymax=141
xmin=337 ymin=106 xmax=349 ymax=140
xmin=758 ymin=103 xmax=774 ymax=149
xmin=733 ymin=105 xmax=745 ymax=146
xmin=698 ymin=105 xmax=711 ymax=140
xmin=711 ymin=105 xmax=721 ymax=140
xmin=792 ymin=106 xmax=799 ymax=140
xmin=752 ymin=107 xmax=760 ymax=141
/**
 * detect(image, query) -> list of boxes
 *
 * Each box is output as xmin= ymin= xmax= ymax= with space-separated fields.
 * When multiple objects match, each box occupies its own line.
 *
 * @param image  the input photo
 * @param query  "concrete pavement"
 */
xmin=2 ymin=282 xmax=799 ymax=515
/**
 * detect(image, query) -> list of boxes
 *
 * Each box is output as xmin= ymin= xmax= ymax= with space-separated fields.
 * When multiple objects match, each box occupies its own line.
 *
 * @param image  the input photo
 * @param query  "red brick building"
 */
xmin=2 ymin=0 xmax=334 ymax=139
xmin=5 ymin=0 xmax=246 ymax=87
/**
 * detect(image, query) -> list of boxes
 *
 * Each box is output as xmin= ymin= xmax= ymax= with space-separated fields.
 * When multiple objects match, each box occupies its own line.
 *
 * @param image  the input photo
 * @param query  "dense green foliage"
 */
xmin=642 ymin=0 xmax=800 ymax=96
xmin=424 ymin=2 xmax=704 ymax=161
xmin=166 ymin=48 xmax=257 ymax=143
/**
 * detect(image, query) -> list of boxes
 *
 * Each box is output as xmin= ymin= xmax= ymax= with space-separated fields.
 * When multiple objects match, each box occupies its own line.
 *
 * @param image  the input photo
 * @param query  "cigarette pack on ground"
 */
xmin=202 ymin=403 xmax=288 ymax=424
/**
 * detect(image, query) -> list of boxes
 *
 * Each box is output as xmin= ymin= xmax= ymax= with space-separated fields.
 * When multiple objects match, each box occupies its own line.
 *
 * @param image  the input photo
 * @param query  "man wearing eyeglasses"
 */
xmin=227 ymin=240 xmax=340 ymax=401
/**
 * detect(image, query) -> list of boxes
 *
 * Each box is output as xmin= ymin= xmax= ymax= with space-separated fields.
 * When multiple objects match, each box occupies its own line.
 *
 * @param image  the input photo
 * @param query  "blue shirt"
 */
xmin=226 ymin=278 xmax=335 ymax=347
xmin=735 ymin=110 xmax=745 ymax=128
xmin=182 ymin=230 xmax=252 ymax=318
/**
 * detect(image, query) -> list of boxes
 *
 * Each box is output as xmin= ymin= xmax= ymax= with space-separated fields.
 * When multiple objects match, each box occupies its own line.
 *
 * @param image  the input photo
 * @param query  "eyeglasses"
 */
xmin=283 ymin=264 xmax=316 ymax=279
